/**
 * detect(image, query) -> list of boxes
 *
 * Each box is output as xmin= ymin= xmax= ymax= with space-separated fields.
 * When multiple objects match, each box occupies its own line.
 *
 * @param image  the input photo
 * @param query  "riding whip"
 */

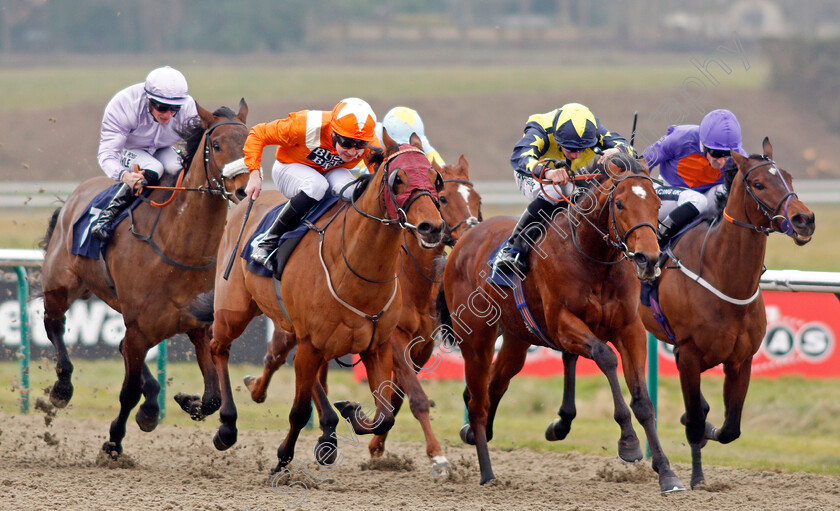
xmin=630 ymin=111 xmax=638 ymax=148
xmin=223 ymin=197 xmax=254 ymax=280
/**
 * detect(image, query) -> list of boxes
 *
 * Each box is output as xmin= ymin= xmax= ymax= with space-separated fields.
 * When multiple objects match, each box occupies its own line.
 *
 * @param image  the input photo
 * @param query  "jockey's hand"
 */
xmin=245 ymin=170 xmax=262 ymax=200
xmin=544 ymin=167 xmax=570 ymax=186
xmin=121 ymin=169 xmax=147 ymax=194
xmin=597 ymin=147 xmax=621 ymax=164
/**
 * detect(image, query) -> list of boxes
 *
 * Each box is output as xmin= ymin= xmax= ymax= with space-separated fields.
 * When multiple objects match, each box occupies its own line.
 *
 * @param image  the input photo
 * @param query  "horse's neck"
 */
xmin=334 ymin=186 xmax=403 ymax=282
xmin=155 ymin=162 xmax=226 ymax=256
xmin=567 ymin=194 xmax=619 ymax=261
xmin=698 ymin=193 xmax=768 ymax=295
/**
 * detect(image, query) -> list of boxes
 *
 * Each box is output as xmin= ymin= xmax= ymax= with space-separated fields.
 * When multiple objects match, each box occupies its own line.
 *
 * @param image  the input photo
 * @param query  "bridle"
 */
xmin=144 ymin=119 xmax=248 ymax=207
xmin=347 ymin=146 xmax=442 ymax=231
xmin=722 ymin=155 xmax=799 ymax=237
xmin=569 ymin=165 xmax=658 ymax=266
xmin=440 ymin=178 xmax=480 ymax=245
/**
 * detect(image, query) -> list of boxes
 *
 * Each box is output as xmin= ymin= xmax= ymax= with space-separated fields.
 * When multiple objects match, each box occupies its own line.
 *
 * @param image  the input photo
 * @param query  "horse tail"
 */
xmin=188 ymin=291 xmax=215 ymax=325
xmin=39 ymin=207 xmax=62 ymax=251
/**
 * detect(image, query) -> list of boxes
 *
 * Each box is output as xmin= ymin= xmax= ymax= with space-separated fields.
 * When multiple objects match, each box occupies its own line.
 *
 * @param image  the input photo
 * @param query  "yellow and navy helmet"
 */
xmin=553 ymin=103 xmax=599 ymax=150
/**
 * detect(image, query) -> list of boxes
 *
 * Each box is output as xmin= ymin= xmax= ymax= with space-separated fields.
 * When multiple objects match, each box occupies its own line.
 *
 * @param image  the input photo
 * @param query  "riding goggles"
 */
xmin=149 ymin=99 xmax=181 ymax=114
xmin=334 ymin=134 xmax=369 ymax=150
xmin=705 ymin=147 xmax=731 ymax=159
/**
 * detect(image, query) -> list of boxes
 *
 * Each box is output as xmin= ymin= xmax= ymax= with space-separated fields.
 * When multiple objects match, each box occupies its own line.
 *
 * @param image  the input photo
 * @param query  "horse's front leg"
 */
xmin=312 ymin=361 xmax=340 ymax=467
xmin=173 ymin=327 xmax=221 ymax=420
xmin=558 ymin=312 xmax=642 ymax=464
xmin=717 ymin=357 xmax=753 ymax=444
xmin=135 ymin=351 xmax=161 ymax=432
xmin=102 ymin=331 xmax=149 ymax=459
xmin=485 ymin=333 xmax=530 ymax=443
xmin=274 ymin=338 xmax=323 ymax=472
xmin=613 ymin=321 xmax=684 ymax=493
xmin=334 ymin=340 xmax=396 ymax=436
xmin=546 ymin=351 xmax=578 ymax=441
xmin=676 ymin=344 xmax=710 ymax=489
xmin=209 ymin=311 xmax=246 ymax=452
xmin=42 ymin=290 xmax=74 ymax=408
xmin=244 ymin=328 xmax=297 ymax=403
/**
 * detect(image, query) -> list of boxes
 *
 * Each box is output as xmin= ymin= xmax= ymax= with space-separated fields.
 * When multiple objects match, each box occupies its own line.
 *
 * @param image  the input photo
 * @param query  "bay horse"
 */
xmin=640 ymin=138 xmax=815 ymax=488
xmin=39 ymin=100 xmax=250 ymax=459
xmin=439 ymin=154 xmax=685 ymax=493
xmin=242 ymin=154 xmax=482 ymax=476
xmin=197 ymin=135 xmax=445 ymax=474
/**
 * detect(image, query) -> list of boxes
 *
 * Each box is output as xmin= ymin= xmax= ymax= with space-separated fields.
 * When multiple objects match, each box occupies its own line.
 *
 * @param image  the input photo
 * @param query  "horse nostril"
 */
xmin=416 ymin=222 xmax=433 ymax=236
xmin=235 ymin=188 xmax=246 ymax=200
xmin=633 ymin=253 xmax=648 ymax=265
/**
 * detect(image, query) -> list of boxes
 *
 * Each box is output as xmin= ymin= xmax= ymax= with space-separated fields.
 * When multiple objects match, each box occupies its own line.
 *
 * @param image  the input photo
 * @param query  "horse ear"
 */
xmin=196 ymin=103 xmax=215 ymax=128
xmin=762 ymin=137 xmax=773 ymax=160
xmin=409 ymin=132 xmax=423 ymax=151
xmin=458 ymin=154 xmax=470 ymax=176
xmin=730 ymin=150 xmax=747 ymax=169
xmin=431 ymin=158 xmax=442 ymax=173
xmin=382 ymin=128 xmax=398 ymax=154
xmin=236 ymin=98 xmax=248 ymax=124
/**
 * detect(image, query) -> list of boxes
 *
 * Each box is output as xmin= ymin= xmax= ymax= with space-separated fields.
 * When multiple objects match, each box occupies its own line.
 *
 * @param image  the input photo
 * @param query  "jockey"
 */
xmin=378 ymin=106 xmax=445 ymax=166
xmin=642 ymin=109 xmax=746 ymax=245
xmin=91 ymin=66 xmax=198 ymax=242
xmin=493 ymin=102 xmax=632 ymax=274
xmin=243 ymin=97 xmax=377 ymax=266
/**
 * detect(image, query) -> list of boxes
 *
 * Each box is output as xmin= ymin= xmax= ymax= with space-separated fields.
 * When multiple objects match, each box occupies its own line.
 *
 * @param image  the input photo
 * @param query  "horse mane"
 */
xmin=577 ymin=151 xmax=647 ymax=191
xmin=177 ymin=106 xmax=237 ymax=171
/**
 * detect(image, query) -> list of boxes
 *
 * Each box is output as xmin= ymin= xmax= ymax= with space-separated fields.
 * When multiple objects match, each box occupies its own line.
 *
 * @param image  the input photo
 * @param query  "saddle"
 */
xmin=242 ymin=196 xmax=339 ymax=280
xmin=71 ymin=183 xmax=149 ymax=259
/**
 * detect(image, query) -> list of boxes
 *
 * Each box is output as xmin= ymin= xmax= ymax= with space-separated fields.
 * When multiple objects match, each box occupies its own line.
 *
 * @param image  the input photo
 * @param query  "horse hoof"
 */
xmin=101 ymin=441 xmax=121 ymax=460
xmin=545 ymin=418 xmax=570 ymax=442
xmin=660 ymin=473 xmax=687 ymax=493
xmin=618 ymin=440 xmax=644 ymax=463
xmin=431 ymin=456 xmax=451 ymax=478
xmin=691 ymin=477 xmax=707 ymax=490
xmin=333 ymin=400 xmax=358 ymax=419
xmin=479 ymin=474 xmax=497 ymax=486
xmin=135 ymin=408 xmax=159 ymax=432
xmin=243 ymin=375 xmax=266 ymax=403
xmin=49 ymin=381 xmax=73 ymax=408
xmin=459 ymin=424 xmax=476 ymax=445
xmin=213 ymin=429 xmax=236 ymax=451
xmin=315 ymin=437 xmax=338 ymax=466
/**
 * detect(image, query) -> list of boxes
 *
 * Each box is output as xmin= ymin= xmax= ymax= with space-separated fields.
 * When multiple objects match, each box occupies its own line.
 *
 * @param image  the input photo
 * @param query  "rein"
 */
xmin=440 ymin=178 xmax=480 ymax=243
xmin=125 ymin=118 xmax=247 ymax=271
xmin=569 ymin=171 xmax=657 ymax=265
xmin=144 ymin=120 xmax=248 ymax=207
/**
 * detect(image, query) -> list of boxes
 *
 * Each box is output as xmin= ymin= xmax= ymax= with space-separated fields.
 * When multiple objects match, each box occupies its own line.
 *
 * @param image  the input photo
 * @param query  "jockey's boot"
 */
xmin=251 ymin=192 xmax=319 ymax=267
xmin=493 ymin=197 xmax=565 ymax=275
xmin=657 ymin=202 xmax=700 ymax=247
xmin=90 ymin=183 xmax=135 ymax=242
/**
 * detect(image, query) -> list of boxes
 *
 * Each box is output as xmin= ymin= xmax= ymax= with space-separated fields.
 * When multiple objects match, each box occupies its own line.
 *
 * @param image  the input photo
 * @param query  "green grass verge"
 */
xmin=3 ymin=359 xmax=840 ymax=476
xmin=0 ymin=62 xmax=769 ymax=112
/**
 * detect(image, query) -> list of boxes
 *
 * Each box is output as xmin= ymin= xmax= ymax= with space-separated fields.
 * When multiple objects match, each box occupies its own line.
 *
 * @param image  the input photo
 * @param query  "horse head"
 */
xmin=728 ymin=138 xmax=815 ymax=246
xmin=432 ymin=154 xmax=482 ymax=245
xmin=187 ymin=99 xmax=250 ymax=202
xmin=365 ymin=131 xmax=445 ymax=248
xmin=581 ymin=153 xmax=661 ymax=280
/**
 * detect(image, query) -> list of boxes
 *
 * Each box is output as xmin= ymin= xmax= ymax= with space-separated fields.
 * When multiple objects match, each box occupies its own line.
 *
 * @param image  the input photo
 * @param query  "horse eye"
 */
xmin=213 ymin=142 xmax=221 ymax=151
xmin=439 ymin=195 xmax=448 ymax=205
xmin=615 ymin=199 xmax=625 ymax=210
xmin=752 ymin=181 xmax=765 ymax=190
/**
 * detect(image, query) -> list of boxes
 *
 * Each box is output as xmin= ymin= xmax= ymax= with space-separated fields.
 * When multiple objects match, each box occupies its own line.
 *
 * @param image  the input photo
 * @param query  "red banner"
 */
xmin=353 ymin=291 xmax=840 ymax=381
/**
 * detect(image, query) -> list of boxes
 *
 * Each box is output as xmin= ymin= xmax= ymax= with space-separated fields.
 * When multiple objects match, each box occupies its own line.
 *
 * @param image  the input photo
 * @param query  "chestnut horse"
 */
xmin=242 ymin=154 xmax=482 ymax=476
xmin=197 ymin=136 xmax=445 ymax=474
xmin=640 ymin=138 xmax=815 ymax=488
xmin=440 ymin=154 xmax=685 ymax=493
xmin=39 ymin=101 xmax=250 ymax=458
